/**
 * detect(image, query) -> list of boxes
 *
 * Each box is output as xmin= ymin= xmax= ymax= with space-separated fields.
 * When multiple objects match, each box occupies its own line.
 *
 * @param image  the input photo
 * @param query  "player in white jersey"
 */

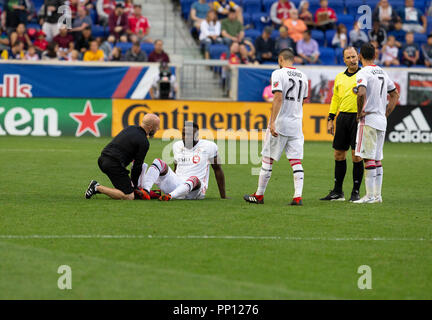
xmin=353 ymin=43 xmax=399 ymax=204
xmin=244 ymin=48 xmax=308 ymax=206
xmin=136 ymin=122 xmax=227 ymax=201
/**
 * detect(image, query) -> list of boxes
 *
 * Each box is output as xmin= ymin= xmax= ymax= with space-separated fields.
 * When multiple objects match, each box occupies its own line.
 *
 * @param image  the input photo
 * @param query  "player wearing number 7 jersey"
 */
xmin=244 ymin=48 xmax=308 ymax=205
xmin=353 ymin=43 xmax=399 ymax=204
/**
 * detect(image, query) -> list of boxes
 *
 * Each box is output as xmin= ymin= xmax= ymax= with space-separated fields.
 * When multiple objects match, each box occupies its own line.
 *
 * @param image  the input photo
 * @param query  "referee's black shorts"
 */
xmin=333 ymin=112 xmax=358 ymax=151
xmin=98 ymin=155 xmax=134 ymax=195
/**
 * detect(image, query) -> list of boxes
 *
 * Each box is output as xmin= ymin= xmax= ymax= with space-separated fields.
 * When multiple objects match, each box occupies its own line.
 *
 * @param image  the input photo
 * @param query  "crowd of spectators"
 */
xmin=0 ymin=0 xmax=171 ymax=62
xmin=185 ymin=0 xmax=432 ymax=67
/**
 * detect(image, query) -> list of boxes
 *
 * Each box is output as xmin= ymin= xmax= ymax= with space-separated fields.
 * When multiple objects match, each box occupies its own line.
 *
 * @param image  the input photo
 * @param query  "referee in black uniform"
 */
xmin=85 ymin=113 xmax=160 ymax=200
xmin=320 ymin=46 xmax=364 ymax=202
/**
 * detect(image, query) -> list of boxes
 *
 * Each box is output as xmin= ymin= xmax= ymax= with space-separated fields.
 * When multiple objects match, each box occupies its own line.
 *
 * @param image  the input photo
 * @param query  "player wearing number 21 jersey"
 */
xmin=244 ymin=48 xmax=308 ymax=206
xmin=353 ymin=43 xmax=399 ymax=204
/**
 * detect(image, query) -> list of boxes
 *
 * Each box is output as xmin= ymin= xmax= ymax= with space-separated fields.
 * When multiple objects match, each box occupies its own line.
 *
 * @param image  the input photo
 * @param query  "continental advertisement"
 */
xmin=112 ymin=99 xmax=332 ymax=141
xmin=0 ymin=98 xmax=112 ymax=137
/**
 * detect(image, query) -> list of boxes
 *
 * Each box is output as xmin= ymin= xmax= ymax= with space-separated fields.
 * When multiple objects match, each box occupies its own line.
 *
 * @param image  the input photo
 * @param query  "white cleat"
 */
xmin=375 ymin=195 xmax=383 ymax=203
xmin=353 ymin=195 xmax=377 ymax=204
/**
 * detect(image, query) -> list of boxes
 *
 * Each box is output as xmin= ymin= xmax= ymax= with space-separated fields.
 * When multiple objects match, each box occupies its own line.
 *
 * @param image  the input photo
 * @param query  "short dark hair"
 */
xmin=279 ymin=48 xmax=295 ymax=61
xmin=342 ymin=46 xmax=357 ymax=57
xmin=360 ymin=42 xmax=375 ymax=60
xmin=184 ymin=121 xmax=199 ymax=131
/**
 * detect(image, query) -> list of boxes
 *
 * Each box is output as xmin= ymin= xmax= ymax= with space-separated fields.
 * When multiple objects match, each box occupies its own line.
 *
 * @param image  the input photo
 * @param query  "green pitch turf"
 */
xmin=0 ymin=136 xmax=431 ymax=299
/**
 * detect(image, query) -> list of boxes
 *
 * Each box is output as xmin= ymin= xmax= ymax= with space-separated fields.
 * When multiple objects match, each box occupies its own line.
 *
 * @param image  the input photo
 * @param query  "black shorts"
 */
xmin=98 ymin=155 xmax=134 ymax=195
xmin=333 ymin=112 xmax=358 ymax=151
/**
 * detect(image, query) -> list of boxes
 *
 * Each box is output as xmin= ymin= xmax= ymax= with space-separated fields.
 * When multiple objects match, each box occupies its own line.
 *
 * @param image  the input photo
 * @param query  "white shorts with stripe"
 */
xmin=138 ymin=165 xmax=205 ymax=200
xmin=261 ymin=128 xmax=304 ymax=161
xmin=355 ymin=124 xmax=385 ymax=160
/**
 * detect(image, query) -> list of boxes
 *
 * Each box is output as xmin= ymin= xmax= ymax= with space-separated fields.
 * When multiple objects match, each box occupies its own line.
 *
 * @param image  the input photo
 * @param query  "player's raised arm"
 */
xmin=211 ymin=155 xmax=227 ymax=199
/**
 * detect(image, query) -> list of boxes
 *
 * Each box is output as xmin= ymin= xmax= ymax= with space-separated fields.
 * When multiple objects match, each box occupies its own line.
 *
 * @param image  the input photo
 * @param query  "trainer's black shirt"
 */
xmin=101 ymin=125 xmax=149 ymax=188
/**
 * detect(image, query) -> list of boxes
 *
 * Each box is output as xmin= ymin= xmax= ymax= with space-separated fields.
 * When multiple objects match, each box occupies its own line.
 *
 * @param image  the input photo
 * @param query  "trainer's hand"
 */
xmin=270 ymin=123 xmax=278 ymax=137
xmin=327 ymin=120 xmax=334 ymax=136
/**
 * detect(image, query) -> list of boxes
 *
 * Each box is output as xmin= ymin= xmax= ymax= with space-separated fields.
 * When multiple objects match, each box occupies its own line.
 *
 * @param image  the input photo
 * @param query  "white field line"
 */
xmin=0 ymin=235 xmax=430 ymax=241
xmin=0 ymin=148 xmax=78 ymax=153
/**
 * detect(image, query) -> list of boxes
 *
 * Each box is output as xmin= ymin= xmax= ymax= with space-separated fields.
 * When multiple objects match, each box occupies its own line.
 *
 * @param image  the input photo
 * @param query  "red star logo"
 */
xmin=69 ymin=100 xmax=107 ymax=137
xmin=274 ymin=81 xmax=279 ymax=88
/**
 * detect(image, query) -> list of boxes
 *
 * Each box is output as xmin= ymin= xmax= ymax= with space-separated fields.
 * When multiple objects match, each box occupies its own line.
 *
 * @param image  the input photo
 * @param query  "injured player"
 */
xmin=136 ymin=121 xmax=228 ymax=201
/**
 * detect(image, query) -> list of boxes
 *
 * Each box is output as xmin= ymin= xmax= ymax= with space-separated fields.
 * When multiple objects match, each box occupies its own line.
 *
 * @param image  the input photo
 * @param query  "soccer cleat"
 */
xmin=85 ymin=180 xmax=100 ymax=199
xmin=290 ymin=197 xmax=303 ymax=206
xmin=149 ymin=189 xmax=162 ymax=199
xmin=375 ymin=195 xmax=383 ymax=203
xmin=243 ymin=193 xmax=264 ymax=204
xmin=353 ymin=195 xmax=377 ymax=204
xmin=320 ymin=190 xmax=345 ymax=201
xmin=349 ymin=190 xmax=361 ymax=202
xmin=159 ymin=194 xmax=172 ymax=201
xmin=134 ymin=188 xmax=151 ymax=200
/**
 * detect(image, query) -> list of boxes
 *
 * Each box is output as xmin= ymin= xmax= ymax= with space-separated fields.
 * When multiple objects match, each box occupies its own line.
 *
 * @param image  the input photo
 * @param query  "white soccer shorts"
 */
xmin=261 ymin=129 xmax=304 ymax=161
xmin=138 ymin=164 xmax=205 ymax=200
xmin=355 ymin=124 xmax=385 ymax=160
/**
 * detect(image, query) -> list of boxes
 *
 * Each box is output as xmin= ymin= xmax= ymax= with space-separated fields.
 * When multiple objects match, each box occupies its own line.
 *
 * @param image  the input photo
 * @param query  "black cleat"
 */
xmin=320 ymin=190 xmax=345 ymax=201
xmin=349 ymin=190 xmax=361 ymax=202
xmin=85 ymin=180 xmax=100 ymax=199
xmin=290 ymin=197 xmax=303 ymax=206
xmin=243 ymin=193 xmax=264 ymax=204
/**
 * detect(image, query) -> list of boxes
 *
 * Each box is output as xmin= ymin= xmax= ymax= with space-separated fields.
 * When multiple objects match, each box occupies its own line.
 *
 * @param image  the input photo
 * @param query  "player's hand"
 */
xmin=327 ymin=120 xmax=334 ymax=135
xmin=270 ymin=123 xmax=278 ymax=137
xmin=357 ymin=111 xmax=368 ymax=121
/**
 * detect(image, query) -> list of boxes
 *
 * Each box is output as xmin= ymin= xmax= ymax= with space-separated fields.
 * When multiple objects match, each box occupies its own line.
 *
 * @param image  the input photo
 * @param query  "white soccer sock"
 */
xmin=256 ymin=158 xmax=273 ymax=196
xmin=143 ymin=165 xmax=160 ymax=191
xmin=290 ymin=160 xmax=304 ymax=198
xmin=170 ymin=182 xmax=192 ymax=199
xmin=364 ymin=160 xmax=376 ymax=198
xmin=374 ymin=161 xmax=383 ymax=198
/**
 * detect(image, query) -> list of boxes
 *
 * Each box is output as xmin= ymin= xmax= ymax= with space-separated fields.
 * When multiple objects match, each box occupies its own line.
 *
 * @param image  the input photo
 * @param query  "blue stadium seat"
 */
xmin=368 ymin=0 xmax=381 ymax=9
xmin=243 ymin=12 xmax=252 ymax=25
xmin=325 ymin=29 xmax=336 ymax=47
xmin=252 ymin=13 xmax=271 ymax=31
xmin=262 ymin=0 xmax=275 ymax=14
xmin=311 ymin=29 xmax=325 ymax=46
xmin=427 ymin=16 xmax=432 ymax=33
xmin=90 ymin=9 xmax=98 ymax=25
xmin=271 ymin=29 xmax=280 ymax=39
xmin=338 ymin=14 xmax=355 ymax=29
xmin=141 ymin=43 xmax=155 ymax=56
xmin=244 ymin=28 xmax=261 ymax=42
xmin=209 ymin=44 xmax=229 ymax=59
xmin=117 ymin=42 xmax=133 ymax=54
xmin=27 ymin=23 xmax=41 ymax=31
xmin=243 ymin=0 xmax=262 ymax=15
xmin=334 ymin=47 xmax=345 ymax=65
xmin=33 ymin=0 xmax=44 ymax=12
xmin=346 ymin=0 xmax=366 ymax=15
xmin=320 ymin=47 xmax=336 ymax=65
xmin=332 ymin=2 xmax=345 ymax=15
xmin=414 ymin=33 xmax=428 ymax=45
xmin=91 ymin=25 xmax=108 ymax=38
xmin=180 ymin=0 xmax=194 ymax=20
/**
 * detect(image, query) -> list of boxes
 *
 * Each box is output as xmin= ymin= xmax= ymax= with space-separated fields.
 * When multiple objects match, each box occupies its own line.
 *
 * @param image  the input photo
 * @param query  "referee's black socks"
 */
xmin=334 ymin=160 xmax=347 ymax=193
xmin=352 ymin=161 xmax=364 ymax=193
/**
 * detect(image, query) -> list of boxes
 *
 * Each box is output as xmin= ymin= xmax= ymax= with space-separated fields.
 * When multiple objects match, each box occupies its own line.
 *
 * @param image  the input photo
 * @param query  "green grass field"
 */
xmin=0 ymin=136 xmax=431 ymax=299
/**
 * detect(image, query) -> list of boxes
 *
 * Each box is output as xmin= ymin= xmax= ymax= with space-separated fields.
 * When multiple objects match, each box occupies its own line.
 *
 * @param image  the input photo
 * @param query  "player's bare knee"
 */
xmin=152 ymin=158 xmax=168 ymax=175
xmin=334 ymin=150 xmax=346 ymax=161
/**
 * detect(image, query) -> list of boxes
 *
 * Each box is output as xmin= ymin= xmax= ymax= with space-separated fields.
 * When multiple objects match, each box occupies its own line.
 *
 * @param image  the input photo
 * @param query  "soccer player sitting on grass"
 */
xmin=136 ymin=122 xmax=228 ymax=201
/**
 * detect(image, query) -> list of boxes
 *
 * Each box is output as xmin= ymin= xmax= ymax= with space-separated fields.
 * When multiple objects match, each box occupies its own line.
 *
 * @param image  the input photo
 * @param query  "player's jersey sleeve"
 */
xmin=386 ymin=72 xmax=396 ymax=93
xmin=206 ymin=141 xmax=218 ymax=160
xmin=329 ymin=73 xmax=341 ymax=114
xmin=271 ymin=70 xmax=282 ymax=94
xmin=356 ymin=69 xmax=368 ymax=89
xmin=303 ymin=72 xmax=309 ymax=100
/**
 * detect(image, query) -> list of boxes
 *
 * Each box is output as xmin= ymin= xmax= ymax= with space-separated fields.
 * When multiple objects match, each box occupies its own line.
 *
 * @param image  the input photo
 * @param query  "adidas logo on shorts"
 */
xmin=388 ymin=108 xmax=432 ymax=143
